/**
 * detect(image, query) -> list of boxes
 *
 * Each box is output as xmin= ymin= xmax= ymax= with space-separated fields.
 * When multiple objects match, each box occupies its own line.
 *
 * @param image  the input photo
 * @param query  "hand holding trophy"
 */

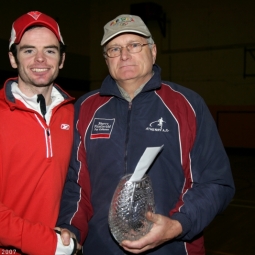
xmin=108 ymin=145 xmax=164 ymax=243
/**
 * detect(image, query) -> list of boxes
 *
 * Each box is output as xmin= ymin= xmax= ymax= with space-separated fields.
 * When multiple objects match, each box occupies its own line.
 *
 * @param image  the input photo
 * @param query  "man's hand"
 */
xmin=121 ymin=212 xmax=182 ymax=254
xmin=54 ymin=227 xmax=81 ymax=253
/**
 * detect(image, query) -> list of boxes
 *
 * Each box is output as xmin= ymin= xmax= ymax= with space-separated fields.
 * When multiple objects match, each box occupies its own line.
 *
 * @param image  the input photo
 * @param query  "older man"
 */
xmin=58 ymin=14 xmax=235 ymax=255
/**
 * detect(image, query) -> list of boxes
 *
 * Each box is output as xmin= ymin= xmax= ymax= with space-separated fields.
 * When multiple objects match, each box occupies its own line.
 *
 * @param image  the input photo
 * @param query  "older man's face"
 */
xmin=105 ymin=33 xmax=156 ymax=87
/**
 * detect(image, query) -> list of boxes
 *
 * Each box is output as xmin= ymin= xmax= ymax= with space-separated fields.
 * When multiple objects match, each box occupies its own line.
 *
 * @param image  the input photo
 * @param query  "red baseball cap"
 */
xmin=9 ymin=11 xmax=64 ymax=49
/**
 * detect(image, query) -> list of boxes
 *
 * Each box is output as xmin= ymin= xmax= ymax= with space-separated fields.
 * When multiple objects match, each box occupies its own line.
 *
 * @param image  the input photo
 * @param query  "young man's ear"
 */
xmin=9 ymin=52 xmax=18 ymax=69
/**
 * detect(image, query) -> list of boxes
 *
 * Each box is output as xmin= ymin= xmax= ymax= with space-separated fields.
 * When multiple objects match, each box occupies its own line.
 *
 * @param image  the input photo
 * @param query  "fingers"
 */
xmin=121 ymin=214 xmax=182 ymax=254
xmin=54 ymin=227 xmax=77 ymax=245
xmin=61 ymin=229 xmax=72 ymax=245
xmin=121 ymin=239 xmax=152 ymax=254
xmin=77 ymin=242 xmax=82 ymax=251
xmin=121 ymin=229 xmax=155 ymax=253
xmin=54 ymin=227 xmax=61 ymax=232
xmin=146 ymin=211 xmax=159 ymax=223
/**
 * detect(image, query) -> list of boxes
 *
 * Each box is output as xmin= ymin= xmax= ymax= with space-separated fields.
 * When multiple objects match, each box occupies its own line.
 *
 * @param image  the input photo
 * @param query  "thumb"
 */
xmin=61 ymin=231 xmax=71 ymax=245
xmin=146 ymin=211 xmax=159 ymax=223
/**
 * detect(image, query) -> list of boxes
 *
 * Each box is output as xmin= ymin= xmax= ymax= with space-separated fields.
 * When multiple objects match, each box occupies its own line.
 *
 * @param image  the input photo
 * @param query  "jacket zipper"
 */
xmin=124 ymin=101 xmax=132 ymax=175
xmin=34 ymin=114 xmax=53 ymax=158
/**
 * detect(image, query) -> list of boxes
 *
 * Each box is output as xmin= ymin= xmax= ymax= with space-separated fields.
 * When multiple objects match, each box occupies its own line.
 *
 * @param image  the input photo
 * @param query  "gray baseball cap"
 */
xmin=101 ymin=14 xmax=151 ymax=46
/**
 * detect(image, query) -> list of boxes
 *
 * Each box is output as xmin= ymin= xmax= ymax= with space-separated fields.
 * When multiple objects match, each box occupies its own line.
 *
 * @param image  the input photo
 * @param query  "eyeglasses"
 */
xmin=104 ymin=42 xmax=151 ymax=58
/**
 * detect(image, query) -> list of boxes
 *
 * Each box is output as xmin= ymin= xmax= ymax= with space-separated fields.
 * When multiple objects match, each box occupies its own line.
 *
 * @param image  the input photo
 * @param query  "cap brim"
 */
xmin=101 ymin=30 xmax=151 ymax=45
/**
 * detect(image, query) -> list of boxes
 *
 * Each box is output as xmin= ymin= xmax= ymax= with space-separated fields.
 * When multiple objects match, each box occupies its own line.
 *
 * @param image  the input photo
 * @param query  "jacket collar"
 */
xmin=3 ymin=77 xmax=74 ymax=105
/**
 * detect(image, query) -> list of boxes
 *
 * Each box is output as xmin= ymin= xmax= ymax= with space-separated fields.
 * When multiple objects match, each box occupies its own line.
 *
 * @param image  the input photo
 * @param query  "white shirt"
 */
xmin=11 ymin=82 xmax=64 ymax=125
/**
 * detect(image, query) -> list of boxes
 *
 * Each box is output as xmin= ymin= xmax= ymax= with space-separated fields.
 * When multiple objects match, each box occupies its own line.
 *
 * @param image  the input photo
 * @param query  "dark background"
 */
xmin=0 ymin=1 xmax=254 ymax=254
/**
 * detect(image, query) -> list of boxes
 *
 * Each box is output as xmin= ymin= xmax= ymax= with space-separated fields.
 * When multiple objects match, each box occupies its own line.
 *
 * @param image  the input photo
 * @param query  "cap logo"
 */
xmin=27 ymin=11 xmax=42 ymax=20
xmin=110 ymin=16 xmax=134 ymax=27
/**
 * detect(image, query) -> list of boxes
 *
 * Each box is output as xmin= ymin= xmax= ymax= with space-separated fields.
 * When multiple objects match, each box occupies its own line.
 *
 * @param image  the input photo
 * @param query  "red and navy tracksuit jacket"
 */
xmin=57 ymin=64 xmax=235 ymax=255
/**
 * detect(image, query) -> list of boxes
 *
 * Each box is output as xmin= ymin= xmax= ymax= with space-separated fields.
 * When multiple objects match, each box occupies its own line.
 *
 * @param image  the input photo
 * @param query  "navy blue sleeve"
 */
xmin=171 ymin=97 xmax=235 ymax=239
xmin=57 ymin=96 xmax=93 ymax=243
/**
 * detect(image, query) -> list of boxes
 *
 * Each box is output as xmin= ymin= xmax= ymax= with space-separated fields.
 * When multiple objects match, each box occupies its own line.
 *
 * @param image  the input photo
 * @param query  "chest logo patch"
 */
xmin=91 ymin=118 xmax=115 ymax=139
xmin=146 ymin=117 xmax=169 ymax=132
xmin=61 ymin=124 xmax=70 ymax=130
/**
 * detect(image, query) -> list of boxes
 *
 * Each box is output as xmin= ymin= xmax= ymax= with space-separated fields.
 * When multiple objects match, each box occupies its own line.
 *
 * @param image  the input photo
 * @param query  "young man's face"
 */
xmin=105 ymin=33 xmax=156 ymax=87
xmin=9 ymin=27 xmax=65 ymax=89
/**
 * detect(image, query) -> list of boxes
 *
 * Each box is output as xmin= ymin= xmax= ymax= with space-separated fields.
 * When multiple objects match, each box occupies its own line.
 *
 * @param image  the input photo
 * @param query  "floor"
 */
xmin=204 ymin=148 xmax=255 ymax=255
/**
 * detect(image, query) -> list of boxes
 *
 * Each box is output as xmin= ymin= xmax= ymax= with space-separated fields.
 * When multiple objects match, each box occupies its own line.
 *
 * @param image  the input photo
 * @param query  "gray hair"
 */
xmin=146 ymin=36 xmax=155 ymax=48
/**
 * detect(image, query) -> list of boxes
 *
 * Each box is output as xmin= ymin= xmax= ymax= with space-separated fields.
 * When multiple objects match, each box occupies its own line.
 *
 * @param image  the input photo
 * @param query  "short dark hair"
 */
xmin=9 ymin=25 xmax=66 ymax=65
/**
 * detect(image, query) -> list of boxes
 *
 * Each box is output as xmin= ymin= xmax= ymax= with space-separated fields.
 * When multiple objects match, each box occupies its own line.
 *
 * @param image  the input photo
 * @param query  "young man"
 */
xmin=0 ymin=11 xmax=79 ymax=255
xmin=58 ymin=14 xmax=235 ymax=254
